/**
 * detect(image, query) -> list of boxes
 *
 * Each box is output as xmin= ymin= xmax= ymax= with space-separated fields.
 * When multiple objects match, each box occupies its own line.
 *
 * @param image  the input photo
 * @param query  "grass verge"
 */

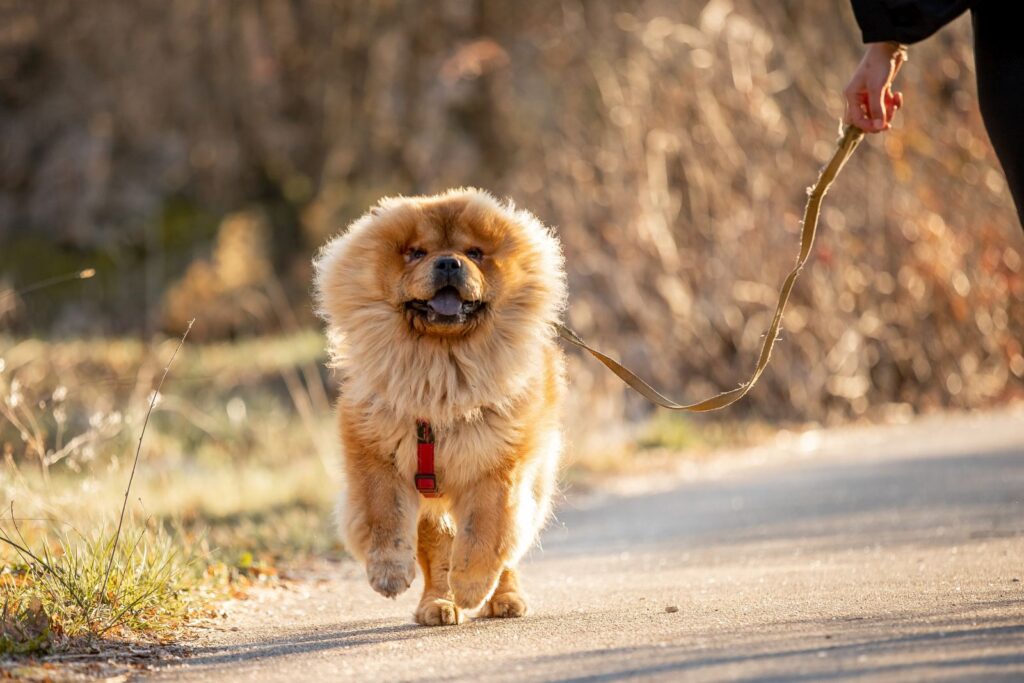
xmin=1 ymin=518 xmax=188 ymax=656
xmin=2 ymin=323 xmax=198 ymax=659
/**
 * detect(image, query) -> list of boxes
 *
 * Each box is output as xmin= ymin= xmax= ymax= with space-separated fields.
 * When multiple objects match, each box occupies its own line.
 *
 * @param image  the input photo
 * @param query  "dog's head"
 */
xmin=314 ymin=189 xmax=565 ymax=348
xmin=395 ymin=203 xmax=493 ymax=337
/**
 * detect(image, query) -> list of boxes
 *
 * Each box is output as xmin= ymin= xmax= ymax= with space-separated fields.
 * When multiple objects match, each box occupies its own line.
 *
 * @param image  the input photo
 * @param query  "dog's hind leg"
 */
xmin=477 ymin=567 xmax=528 ymax=618
xmin=413 ymin=513 xmax=463 ymax=626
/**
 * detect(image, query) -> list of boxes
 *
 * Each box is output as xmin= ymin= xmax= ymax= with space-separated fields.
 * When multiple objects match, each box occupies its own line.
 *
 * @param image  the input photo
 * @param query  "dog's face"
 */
xmin=316 ymin=190 xmax=564 ymax=345
xmin=393 ymin=201 xmax=496 ymax=337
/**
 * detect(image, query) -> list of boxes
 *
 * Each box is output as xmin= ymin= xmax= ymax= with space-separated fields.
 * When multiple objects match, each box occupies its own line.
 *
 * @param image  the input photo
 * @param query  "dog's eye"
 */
xmin=465 ymin=247 xmax=484 ymax=263
xmin=406 ymin=247 xmax=427 ymax=262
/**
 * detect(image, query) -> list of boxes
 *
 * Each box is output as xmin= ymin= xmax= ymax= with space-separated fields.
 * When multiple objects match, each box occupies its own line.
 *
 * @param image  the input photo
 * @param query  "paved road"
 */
xmin=150 ymin=408 xmax=1024 ymax=682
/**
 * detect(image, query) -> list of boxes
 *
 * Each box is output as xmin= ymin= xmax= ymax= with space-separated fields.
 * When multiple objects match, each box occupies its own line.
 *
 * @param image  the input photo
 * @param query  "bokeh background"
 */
xmin=3 ymin=1 xmax=1022 ymax=422
xmin=1 ymin=0 xmax=1022 ymax=609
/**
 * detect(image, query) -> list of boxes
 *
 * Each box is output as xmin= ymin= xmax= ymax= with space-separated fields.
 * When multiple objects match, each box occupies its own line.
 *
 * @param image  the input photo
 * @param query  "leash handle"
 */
xmin=557 ymin=124 xmax=865 ymax=412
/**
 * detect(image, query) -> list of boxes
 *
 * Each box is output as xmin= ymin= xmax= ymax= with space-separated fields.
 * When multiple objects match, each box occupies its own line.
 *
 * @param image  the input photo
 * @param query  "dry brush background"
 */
xmin=2 ymin=0 xmax=1022 ymax=427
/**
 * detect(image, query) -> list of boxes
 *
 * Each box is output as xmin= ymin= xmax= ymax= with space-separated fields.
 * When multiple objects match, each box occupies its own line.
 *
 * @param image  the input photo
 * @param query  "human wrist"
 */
xmin=869 ymin=41 xmax=908 ymax=63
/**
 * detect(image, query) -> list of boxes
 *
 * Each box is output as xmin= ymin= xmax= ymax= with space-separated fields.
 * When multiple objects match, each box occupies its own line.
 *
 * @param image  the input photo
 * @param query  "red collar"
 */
xmin=415 ymin=420 xmax=440 ymax=497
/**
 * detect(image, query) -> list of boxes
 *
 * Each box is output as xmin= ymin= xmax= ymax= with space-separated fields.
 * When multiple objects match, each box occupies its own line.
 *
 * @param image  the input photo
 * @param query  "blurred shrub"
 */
xmin=162 ymin=210 xmax=273 ymax=340
xmin=0 ymin=0 xmax=1021 ymax=421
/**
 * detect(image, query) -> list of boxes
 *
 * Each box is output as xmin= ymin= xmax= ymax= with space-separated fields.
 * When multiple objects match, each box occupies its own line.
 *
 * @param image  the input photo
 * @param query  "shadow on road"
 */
xmin=181 ymin=620 xmax=428 ymax=667
xmin=171 ymin=601 xmax=1024 ymax=681
xmin=515 ymin=604 xmax=1024 ymax=682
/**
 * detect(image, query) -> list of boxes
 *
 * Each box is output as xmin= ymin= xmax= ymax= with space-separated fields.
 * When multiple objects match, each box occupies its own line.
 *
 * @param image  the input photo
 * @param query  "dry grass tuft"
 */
xmin=1 ymin=518 xmax=189 ymax=655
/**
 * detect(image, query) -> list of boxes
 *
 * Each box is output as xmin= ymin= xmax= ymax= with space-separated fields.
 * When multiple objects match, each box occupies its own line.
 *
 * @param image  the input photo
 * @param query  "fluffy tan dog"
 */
xmin=313 ymin=188 xmax=566 ymax=626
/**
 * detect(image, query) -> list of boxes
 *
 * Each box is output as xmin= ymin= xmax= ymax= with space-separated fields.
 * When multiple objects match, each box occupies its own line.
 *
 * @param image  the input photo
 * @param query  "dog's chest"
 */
xmin=388 ymin=411 xmax=517 ymax=489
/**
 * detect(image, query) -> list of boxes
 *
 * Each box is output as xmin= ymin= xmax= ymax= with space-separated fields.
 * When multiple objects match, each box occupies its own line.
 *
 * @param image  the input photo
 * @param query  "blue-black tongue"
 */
xmin=428 ymin=287 xmax=463 ymax=316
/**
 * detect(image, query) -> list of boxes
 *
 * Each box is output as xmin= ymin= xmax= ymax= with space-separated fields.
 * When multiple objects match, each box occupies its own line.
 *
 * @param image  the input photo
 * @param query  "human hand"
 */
xmin=843 ymin=42 xmax=907 ymax=133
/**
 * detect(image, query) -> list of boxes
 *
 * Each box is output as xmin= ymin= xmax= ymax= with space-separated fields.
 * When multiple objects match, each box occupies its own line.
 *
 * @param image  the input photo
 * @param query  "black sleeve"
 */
xmin=851 ymin=0 xmax=974 ymax=44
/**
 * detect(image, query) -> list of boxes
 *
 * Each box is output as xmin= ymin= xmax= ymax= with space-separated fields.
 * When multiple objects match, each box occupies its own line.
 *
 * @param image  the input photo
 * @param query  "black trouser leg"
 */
xmin=972 ymin=6 xmax=1024 ymax=230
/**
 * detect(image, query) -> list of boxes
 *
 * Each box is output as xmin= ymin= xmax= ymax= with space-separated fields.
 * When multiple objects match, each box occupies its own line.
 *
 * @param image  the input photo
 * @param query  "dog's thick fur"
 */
xmin=313 ymin=188 xmax=566 ymax=626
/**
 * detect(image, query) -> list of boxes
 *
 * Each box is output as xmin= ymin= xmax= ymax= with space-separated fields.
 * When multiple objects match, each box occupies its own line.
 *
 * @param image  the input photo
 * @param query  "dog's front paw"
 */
xmin=414 ymin=597 xmax=463 ymax=626
xmin=450 ymin=567 xmax=501 ymax=610
xmin=366 ymin=553 xmax=415 ymax=599
xmin=478 ymin=591 xmax=528 ymax=619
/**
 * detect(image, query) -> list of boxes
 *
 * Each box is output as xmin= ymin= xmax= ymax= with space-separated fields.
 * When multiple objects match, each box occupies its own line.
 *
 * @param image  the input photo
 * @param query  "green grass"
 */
xmin=636 ymin=412 xmax=704 ymax=451
xmin=635 ymin=412 xmax=770 ymax=454
xmin=1 ymin=519 xmax=189 ymax=655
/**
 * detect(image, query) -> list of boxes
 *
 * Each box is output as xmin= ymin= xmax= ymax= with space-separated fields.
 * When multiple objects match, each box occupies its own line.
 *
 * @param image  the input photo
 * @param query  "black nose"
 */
xmin=434 ymin=256 xmax=462 ymax=273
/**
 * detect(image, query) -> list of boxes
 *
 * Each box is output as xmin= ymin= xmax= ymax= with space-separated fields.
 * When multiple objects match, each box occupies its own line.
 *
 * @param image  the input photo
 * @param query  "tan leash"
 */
xmin=557 ymin=123 xmax=865 ymax=412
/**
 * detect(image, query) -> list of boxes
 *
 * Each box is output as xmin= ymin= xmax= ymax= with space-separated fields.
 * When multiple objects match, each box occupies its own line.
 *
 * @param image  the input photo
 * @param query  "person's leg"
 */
xmin=972 ymin=6 xmax=1024 ymax=229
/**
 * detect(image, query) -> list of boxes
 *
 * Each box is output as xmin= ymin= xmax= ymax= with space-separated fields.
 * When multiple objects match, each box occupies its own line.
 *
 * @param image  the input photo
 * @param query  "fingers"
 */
xmin=845 ymin=85 xmax=902 ymax=134
xmin=879 ymin=88 xmax=903 ymax=128
xmin=844 ymin=82 xmax=875 ymax=132
xmin=848 ymin=90 xmax=884 ymax=133
xmin=888 ymin=90 xmax=904 ymax=124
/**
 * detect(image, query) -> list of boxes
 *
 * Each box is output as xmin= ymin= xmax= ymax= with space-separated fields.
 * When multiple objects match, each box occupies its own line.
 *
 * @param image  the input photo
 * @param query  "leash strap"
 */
xmin=557 ymin=124 xmax=865 ymax=412
xmin=415 ymin=420 xmax=440 ymax=497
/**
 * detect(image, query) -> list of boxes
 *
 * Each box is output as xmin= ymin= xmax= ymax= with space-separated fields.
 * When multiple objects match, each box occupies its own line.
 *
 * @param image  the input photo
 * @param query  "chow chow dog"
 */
xmin=313 ymin=188 xmax=566 ymax=625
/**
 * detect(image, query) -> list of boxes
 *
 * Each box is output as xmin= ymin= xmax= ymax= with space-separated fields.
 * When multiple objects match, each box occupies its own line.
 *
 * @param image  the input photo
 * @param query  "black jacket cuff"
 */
xmin=851 ymin=0 xmax=973 ymax=44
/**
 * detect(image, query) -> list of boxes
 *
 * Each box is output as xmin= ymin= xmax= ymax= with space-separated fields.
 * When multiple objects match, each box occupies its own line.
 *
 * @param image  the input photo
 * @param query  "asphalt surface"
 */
xmin=148 ymin=407 xmax=1024 ymax=682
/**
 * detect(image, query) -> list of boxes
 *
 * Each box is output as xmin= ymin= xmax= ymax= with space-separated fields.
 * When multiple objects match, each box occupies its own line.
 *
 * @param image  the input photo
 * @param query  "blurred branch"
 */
xmin=2 ymin=269 xmax=95 ymax=301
